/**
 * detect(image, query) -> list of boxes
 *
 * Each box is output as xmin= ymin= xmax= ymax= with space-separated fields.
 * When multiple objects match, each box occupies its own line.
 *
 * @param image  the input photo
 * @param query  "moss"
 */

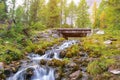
xmin=87 ymin=58 xmax=115 ymax=75
xmin=63 ymin=58 xmax=70 ymax=64
xmin=65 ymin=52 xmax=73 ymax=58
xmin=47 ymin=59 xmax=65 ymax=67
xmin=65 ymin=44 xmax=80 ymax=58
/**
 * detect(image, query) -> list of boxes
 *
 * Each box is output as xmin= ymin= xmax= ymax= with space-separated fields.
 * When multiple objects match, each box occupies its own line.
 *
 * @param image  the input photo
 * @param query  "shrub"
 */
xmin=31 ymin=22 xmax=47 ymax=31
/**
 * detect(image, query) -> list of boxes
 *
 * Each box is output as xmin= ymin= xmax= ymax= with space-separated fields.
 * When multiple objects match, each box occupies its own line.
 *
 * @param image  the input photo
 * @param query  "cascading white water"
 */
xmin=7 ymin=40 xmax=77 ymax=80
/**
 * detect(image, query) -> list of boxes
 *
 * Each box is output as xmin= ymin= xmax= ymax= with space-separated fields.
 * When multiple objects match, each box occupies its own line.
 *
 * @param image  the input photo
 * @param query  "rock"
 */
xmin=4 ymin=68 xmax=11 ymax=77
xmin=60 ymin=51 xmax=66 ymax=58
xmin=104 ymin=40 xmax=112 ymax=45
xmin=48 ymin=53 xmax=54 ymax=58
xmin=40 ymin=59 xmax=47 ymax=65
xmin=52 ymin=34 xmax=59 ymax=38
xmin=67 ymin=62 xmax=77 ymax=68
xmin=110 ymin=38 xmax=117 ymax=41
xmin=69 ymin=70 xmax=82 ymax=80
xmin=79 ymin=52 xmax=88 ymax=57
xmin=66 ymin=62 xmax=79 ymax=71
xmin=0 ymin=62 xmax=4 ymax=70
xmin=110 ymin=70 xmax=120 ymax=75
xmin=96 ymin=30 xmax=104 ymax=35
xmin=35 ymin=48 xmax=45 ymax=55
xmin=11 ymin=67 xmax=18 ymax=73
xmin=55 ymin=69 xmax=62 ymax=80
xmin=26 ymin=68 xmax=34 ymax=79
xmin=47 ymin=59 xmax=65 ymax=67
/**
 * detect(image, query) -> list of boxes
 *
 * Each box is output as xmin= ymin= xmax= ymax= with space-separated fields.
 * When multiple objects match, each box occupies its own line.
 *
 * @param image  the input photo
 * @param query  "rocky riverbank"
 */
xmin=0 ymin=29 xmax=120 ymax=80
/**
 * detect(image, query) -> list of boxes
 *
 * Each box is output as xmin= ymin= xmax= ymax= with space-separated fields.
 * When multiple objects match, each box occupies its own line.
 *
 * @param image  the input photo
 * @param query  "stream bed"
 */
xmin=7 ymin=40 xmax=87 ymax=80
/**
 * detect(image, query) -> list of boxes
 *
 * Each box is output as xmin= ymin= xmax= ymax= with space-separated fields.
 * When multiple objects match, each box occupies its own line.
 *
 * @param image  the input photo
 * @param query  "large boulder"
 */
xmin=96 ymin=30 xmax=104 ymax=35
xmin=69 ymin=70 xmax=82 ymax=80
xmin=110 ymin=69 xmax=120 ymax=75
xmin=104 ymin=40 xmax=112 ymax=45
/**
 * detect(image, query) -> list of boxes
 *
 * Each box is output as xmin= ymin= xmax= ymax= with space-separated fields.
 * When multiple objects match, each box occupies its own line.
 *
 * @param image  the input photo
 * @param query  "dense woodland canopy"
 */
xmin=0 ymin=0 xmax=119 ymax=60
xmin=0 ymin=0 xmax=120 ymax=29
xmin=0 ymin=0 xmax=120 ymax=79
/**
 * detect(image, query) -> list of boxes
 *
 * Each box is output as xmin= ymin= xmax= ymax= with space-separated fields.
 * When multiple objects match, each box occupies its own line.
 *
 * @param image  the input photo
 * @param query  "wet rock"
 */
xmin=55 ymin=68 xmax=62 ymax=80
xmin=4 ymin=68 xmax=11 ymax=77
xmin=60 ymin=51 xmax=66 ymax=58
xmin=47 ymin=59 xmax=65 ymax=67
xmin=48 ymin=53 xmax=54 ymax=58
xmin=0 ymin=73 xmax=6 ymax=80
xmin=35 ymin=48 xmax=45 ymax=55
xmin=69 ymin=70 xmax=82 ymax=80
xmin=40 ymin=59 xmax=47 ymax=65
xmin=11 ymin=67 xmax=18 ymax=73
xmin=26 ymin=68 xmax=34 ymax=79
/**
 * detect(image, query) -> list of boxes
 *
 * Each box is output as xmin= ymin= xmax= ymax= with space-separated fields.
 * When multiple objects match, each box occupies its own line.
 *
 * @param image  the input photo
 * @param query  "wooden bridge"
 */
xmin=55 ymin=28 xmax=91 ymax=39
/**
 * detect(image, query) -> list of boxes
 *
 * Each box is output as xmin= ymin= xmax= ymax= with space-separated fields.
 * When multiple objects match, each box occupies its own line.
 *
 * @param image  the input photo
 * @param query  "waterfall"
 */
xmin=7 ymin=40 xmax=77 ymax=80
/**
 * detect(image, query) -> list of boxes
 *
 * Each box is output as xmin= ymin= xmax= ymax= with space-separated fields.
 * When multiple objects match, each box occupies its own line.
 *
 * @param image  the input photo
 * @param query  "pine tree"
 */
xmin=76 ymin=0 xmax=90 ymax=28
xmin=68 ymin=0 xmax=76 ymax=27
xmin=63 ymin=0 xmax=68 ymax=24
xmin=0 ymin=0 xmax=7 ymax=21
xmin=29 ymin=0 xmax=40 ymax=23
xmin=105 ymin=0 xmax=120 ymax=29
xmin=38 ymin=0 xmax=47 ymax=25
xmin=100 ymin=11 xmax=106 ymax=28
xmin=47 ymin=0 xmax=60 ymax=28
xmin=99 ymin=0 xmax=120 ymax=29
xmin=92 ymin=0 xmax=98 ymax=28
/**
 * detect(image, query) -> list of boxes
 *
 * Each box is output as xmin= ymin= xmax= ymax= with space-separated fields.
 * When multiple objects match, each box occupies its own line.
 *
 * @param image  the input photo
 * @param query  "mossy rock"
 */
xmin=65 ymin=52 xmax=73 ymax=58
xmin=39 ymin=59 xmax=47 ymax=65
xmin=35 ymin=48 xmax=45 ymax=55
xmin=60 ymin=50 xmax=66 ymax=58
xmin=47 ymin=59 xmax=65 ymax=67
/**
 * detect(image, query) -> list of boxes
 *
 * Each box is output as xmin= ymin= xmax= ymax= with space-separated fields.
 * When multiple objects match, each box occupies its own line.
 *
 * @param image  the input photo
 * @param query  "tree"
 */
xmin=62 ymin=0 xmax=69 ymax=24
xmin=0 ymin=0 xmax=7 ymax=21
xmin=8 ymin=0 xmax=16 ymax=20
xmin=47 ymin=0 xmax=60 ymax=28
xmin=105 ymin=0 xmax=120 ymax=29
xmin=68 ymin=0 xmax=76 ymax=27
xmin=76 ymin=0 xmax=90 ymax=28
xmin=100 ymin=11 xmax=106 ymax=28
xmin=92 ymin=0 xmax=98 ymax=28
xmin=38 ymin=0 xmax=48 ymax=25
xmin=99 ymin=0 xmax=120 ymax=29
xmin=59 ymin=0 xmax=68 ymax=27
xmin=23 ymin=0 xmax=31 ymax=24
xmin=29 ymin=0 xmax=40 ymax=24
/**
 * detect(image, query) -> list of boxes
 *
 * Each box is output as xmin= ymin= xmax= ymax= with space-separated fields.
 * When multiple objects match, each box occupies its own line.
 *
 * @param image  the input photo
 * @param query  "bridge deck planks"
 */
xmin=55 ymin=28 xmax=91 ymax=39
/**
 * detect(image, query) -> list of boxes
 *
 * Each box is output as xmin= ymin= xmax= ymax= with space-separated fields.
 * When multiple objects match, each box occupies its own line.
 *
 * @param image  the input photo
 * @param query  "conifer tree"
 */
xmin=76 ymin=0 xmax=90 ymax=28
xmin=92 ymin=0 xmax=98 ymax=28
xmin=47 ymin=0 xmax=60 ymax=28
xmin=68 ymin=0 xmax=76 ymax=27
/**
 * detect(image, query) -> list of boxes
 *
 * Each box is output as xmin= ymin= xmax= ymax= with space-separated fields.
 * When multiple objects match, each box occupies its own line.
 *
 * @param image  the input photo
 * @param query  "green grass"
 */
xmin=81 ymin=28 xmax=120 ymax=76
